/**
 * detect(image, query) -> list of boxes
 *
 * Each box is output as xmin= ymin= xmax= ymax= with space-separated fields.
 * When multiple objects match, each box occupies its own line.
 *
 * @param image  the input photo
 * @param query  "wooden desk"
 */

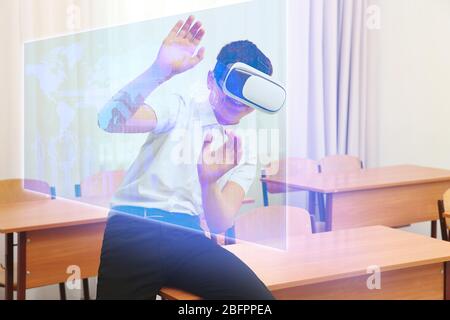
xmin=4 ymin=198 xmax=449 ymax=300
xmin=0 ymin=196 xmax=251 ymax=300
xmin=223 ymin=226 xmax=450 ymax=300
xmin=263 ymin=165 xmax=450 ymax=233
xmin=0 ymin=199 xmax=108 ymax=300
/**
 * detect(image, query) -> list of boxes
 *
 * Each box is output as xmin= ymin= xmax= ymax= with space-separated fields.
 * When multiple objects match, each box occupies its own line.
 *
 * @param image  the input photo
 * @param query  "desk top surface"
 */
xmin=262 ymin=165 xmax=450 ymax=193
xmin=0 ymin=195 xmax=255 ymax=234
xmin=0 ymin=198 xmax=109 ymax=233
xmin=225 ymin=226 xmax=450 ymax=291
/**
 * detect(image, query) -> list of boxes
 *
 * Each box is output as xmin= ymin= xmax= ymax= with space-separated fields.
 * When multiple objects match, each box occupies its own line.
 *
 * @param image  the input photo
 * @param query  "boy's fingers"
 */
xmin=187 ymin=21 xmax=202 ymax=40
xmin=189 ymin=47 xmax=205 ymax=68
xmin=200 ymin=134 xmax=214 ymax=165
xmin=224 ymin=131 xmax=242 ymax=165
xmin=193 ymin=29 xmax=206 ymax=46
xmin=234 ymin=136 xmax=243 ymax=165
xmin=225 ymin=130 xmax=239 ymax=148
xmin=178 ymin=15 xmax=195 ymax=38
xmin=168 ymin=20 xmax=183 ymax=38
xmin=197 ymin=47 xmax=206 ymax=60
xmin=202 ymin=133 xmax=213 ymax=147
xmin=235 ymin=140 xmax=243 ymax=165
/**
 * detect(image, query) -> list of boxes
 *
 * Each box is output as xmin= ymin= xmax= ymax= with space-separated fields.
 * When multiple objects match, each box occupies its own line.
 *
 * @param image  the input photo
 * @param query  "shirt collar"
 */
xmin=194 ymin=98 xmax=238 ymax=131
xmin=193 ymin=98 xmax=220 ymax=129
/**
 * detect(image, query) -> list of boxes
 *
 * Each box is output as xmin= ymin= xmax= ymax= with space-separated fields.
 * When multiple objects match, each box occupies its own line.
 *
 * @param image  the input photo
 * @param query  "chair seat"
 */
xmin=0 ymin=265 xmax=18 ymax=290
xmin=159 ymin=287 xmax=201 ymax=300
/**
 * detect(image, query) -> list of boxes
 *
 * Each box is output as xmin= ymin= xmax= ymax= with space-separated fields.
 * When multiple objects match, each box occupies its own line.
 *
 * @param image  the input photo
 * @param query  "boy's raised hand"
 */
xmin=154 ymin=16 xmax=206 ymax=79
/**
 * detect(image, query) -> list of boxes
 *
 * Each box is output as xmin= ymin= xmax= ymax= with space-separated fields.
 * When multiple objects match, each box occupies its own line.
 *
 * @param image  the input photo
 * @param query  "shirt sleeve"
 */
xmin=147 ymin=93 xmax=185 ymax=135
xmin=228 ymin=162 xmax=257 ymax=195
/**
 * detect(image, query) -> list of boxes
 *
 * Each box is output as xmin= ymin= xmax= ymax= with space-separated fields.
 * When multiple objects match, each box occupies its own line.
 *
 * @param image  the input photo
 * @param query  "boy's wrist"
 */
xmin=149 ymin=62 xmax=173 ymax=83
xmin=200 ymin=180 xmax=219 ymax=195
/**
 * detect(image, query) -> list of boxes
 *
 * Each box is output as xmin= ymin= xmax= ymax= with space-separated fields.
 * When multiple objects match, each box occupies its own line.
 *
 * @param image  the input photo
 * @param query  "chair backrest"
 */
xmin=0 ymin=179 xmax=51 ymax=204
xmin=444 ymin=189 xmax=450 ymax=212
xmin=319 ymin=155 xmax=363 ymax=174
xmin=444 ymin=189 xmax=450 ymax=228
xmin=78 ymin=170 xmax=126 ymax=197
xmin=234 ymin=206 xmax=312 ymax=249
xmin=263 ymin=158 xmax=318 ymax=194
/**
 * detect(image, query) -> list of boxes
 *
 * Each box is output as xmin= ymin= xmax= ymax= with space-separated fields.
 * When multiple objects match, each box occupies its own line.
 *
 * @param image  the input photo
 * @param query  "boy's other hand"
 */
xmin=154 ymin=15 xmax=206 ymax=79
xmin=198 ymin=130 xmax=243 ymax=186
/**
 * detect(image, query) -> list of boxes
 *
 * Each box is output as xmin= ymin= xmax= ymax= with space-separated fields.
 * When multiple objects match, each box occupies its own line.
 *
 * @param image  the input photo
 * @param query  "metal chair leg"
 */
xmin=318 ymin=193 xmax=326 ymax=222
xmin=261 ymin=183 xmax=269 ymax=207
xmin=59 ymin=282 xmax=67 ymax=300
xmin=83 ymin=278 xmax=90 ymax=300
xmin=308 ymin=191 xmax=317 ymax=220
xmin=309 ymin=214 xmax=317 ymax=234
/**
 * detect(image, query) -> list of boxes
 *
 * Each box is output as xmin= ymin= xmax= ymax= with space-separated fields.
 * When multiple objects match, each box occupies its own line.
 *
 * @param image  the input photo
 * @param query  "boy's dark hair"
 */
xmin=213 ymin=40 xmax=273 ymax=84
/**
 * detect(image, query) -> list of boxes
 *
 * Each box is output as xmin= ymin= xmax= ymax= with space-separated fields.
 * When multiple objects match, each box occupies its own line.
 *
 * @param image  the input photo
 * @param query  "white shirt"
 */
xmin=111 ymin=94 xmax=257 ymax=216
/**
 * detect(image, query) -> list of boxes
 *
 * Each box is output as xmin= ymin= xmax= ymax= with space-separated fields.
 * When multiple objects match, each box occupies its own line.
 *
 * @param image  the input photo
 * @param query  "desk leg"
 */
xmin=445 ymin=262 xmax=450 ymax=301
xmin=4 ymin=233 xmax=14 ymax=300
xmin=307 ymin=191 xmax=316 ymax=220
xmin=325 ymin=194 xmax=333 ymax=232
xmin=318 ymin=193 xmax=326 ymax=222
xmin=17 ymin=232 xmax=27 ymax=300
xmin=225 ymin=226 xmax=236 ymax=245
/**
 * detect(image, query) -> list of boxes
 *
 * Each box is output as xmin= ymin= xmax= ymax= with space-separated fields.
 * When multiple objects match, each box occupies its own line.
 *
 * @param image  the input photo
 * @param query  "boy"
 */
xmin=96 ymin=16 xmax=275 ymax=300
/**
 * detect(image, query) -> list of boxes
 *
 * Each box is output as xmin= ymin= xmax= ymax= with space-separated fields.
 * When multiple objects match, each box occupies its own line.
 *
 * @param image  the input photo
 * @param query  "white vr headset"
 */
xmin=217 ymin=62 xmax=286 ymax=114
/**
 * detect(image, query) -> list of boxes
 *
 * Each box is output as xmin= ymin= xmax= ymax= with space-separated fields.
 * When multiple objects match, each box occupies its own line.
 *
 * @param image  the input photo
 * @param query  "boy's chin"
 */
xmin=214 ymin=110 xmax=240 ymax=126
xmin=218 ymin=118 xmax=240 ymax=126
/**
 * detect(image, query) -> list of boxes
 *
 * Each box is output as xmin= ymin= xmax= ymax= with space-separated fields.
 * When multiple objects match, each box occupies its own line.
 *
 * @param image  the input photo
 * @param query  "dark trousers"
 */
xmin=96 ymin=209 xmax=274 ymax=300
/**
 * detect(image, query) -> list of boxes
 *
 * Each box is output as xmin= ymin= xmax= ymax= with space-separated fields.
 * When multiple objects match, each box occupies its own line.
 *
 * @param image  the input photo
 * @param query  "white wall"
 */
xmin=376 ymin=0 xmax=450 ymax=237
xmin=377 ymin=0 xmax=450 ymax=169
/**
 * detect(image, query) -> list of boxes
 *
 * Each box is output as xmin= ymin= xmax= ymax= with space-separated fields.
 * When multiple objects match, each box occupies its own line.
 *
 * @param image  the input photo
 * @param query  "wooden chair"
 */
xmin=234 ymin=206 xmax=313 ymax=248
xmin=261 ymin=158 xmax=319 ymax=207
xmin=74 ymin=170 xmax=126 ymax=299
xmin=316 ymin=155 xmax=364 ymax=222
xmin=159 ymin=206 xmax=313 ymax=300
xmin=260 ymin=158 xmax=320 ymax=228
xmin=438 ymin=189 xmax=450 ymax=241
xmin=75 ymin=170 xmax=126 ymax=199
xmin=318 ymin=155 xmax=364 ymax=174
xmin=201 ymin=196 xmax=259 ymax=246
xmin=0 ymin=179 xmax=69 ymax=300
